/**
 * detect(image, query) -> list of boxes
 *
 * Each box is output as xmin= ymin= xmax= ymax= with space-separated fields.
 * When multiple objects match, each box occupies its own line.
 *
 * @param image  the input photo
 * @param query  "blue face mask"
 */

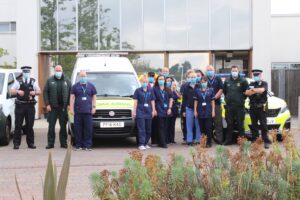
xmin=163 ymin=73 xmax=169 ymax=78
xmin=201 ymin=83 xmax=208 ymax=88
xmin=148 ymin=77 xmax=154 ymax=83
xmin=231 ymin=71 xmax=239 ymax=78
xmin=80 ymin=77 xmax=87 ymax=84
xmin=55 ymin=71 xmax=62 ymax=79
xmin=207 ymin=71 xmax=214 ymax=77
xmin=186 ymin=78 xmax=191 ymax=83
xmin=158 ymin=80 xmax=165 ymax=86
xmin=142 ymin=83 xmax=148 ymax=88
xmin=196 ymin=77 xmax=201 ymax=82
xmin=23 ymin=73 xmax=30 ymax=79
xmin=190 ymin=78 xmax=197 ymax=84
xmin=166 ymin=81 xmax=172 ymax=87
xmin=253 ymin=76 xmax=260 ymax=82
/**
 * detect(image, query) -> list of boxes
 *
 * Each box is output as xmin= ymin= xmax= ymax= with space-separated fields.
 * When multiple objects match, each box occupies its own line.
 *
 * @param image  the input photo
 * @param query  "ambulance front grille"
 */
xmin=93 ymin=109 xmax=132 ymax=118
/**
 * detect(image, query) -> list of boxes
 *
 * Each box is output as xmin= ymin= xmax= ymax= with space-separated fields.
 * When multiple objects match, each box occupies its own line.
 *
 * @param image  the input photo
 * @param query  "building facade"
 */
xmin=0 ymin=0 xmax=278 ymax=115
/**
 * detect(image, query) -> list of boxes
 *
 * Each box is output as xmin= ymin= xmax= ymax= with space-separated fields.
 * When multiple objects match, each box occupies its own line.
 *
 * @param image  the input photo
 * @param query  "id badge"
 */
xmin=164 ymin=103 xmax=168 ymax=108
xmin=202 ymin=102 xmax=207 ymax=106
xmin=82 ymin=97 xmax=87 ymax=101
xmin=144 ymin=103 xmax=149 ymax=107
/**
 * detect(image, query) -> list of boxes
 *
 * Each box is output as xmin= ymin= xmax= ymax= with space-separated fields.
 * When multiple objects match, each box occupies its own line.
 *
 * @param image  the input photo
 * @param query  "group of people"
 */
xmin=11 ymin=63 xmax=271 ymax=151
xmin=11 ymin=65 xmax=97 ymax=151
xmin=134 ymin=65 xmax=271 ymax=150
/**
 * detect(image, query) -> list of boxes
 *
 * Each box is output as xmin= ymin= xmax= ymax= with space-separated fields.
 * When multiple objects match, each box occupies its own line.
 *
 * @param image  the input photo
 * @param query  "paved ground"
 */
xmin=0 ymin=118 xmax=300 ymax=200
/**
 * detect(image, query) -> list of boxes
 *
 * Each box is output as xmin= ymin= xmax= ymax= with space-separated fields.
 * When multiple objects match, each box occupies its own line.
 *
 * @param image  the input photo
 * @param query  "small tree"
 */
xmin=0 ymin=48 xmax=8 ymax=58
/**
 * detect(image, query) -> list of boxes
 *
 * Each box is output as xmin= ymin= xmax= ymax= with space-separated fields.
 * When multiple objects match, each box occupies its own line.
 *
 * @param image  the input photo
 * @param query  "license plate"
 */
xmin=100 ymin=122 xmax=124 ymax=128
xmin=267 ymin=118 xmax=276 ymax=125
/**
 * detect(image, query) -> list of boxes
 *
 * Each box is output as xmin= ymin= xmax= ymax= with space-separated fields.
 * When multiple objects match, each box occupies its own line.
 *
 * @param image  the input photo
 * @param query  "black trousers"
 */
xmin=198 ymin=118 xmax=213 ymax=145
xmin=151 ymin=117 xmax=158 ymax=144
xmin=250 ymin=107 xmax=270 ymax=143
xmin=14 ymin=104 xmax=35 ymax=146
xmin=157 ymin=117 xmax=168 ymax=147
xmin=47 ymin=107 xmax=68 ymax=146
xmin=167 ymin=116 xmax=177 ymax=143
xmin=224 ymin=105 xmax=245 ymax=143
xmin=181 ymin=115 xmax=187 ymax=141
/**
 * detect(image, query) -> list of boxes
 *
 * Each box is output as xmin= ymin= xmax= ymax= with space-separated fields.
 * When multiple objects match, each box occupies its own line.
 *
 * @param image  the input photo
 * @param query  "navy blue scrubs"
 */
xmin=71 ymin=82 xmax=97 ymax=148
xmin=194 ymin=88 xmax=214 ymax=145
xmin=133 ymin=87 xmax=155 ymax=146
xmin=153 ymin=86 xmax=173 ymax=147
xmin=167 ymin=90 xmax=180 ymax=143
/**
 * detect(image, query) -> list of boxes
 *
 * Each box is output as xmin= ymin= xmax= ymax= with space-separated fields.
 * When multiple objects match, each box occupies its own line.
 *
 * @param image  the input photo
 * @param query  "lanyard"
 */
xmin=201 ymin=90 xmax=207 ymax=101
xmin=144 ymin=90 xmax=149 ymax=102
xmin=208 ymin=77 xmax=215 ymax=86
xmin=81 ymin=84 xmax=88 ymax=96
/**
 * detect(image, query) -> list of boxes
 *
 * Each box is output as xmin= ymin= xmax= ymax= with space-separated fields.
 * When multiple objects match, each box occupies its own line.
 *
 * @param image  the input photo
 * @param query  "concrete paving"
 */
xmin=0 ymin=118 xmax=299 ymax=200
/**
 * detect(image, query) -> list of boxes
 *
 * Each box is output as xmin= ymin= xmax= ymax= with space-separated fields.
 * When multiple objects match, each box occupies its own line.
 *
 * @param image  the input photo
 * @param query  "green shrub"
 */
xmin=90 ymin=130 xmax=300 ymax=200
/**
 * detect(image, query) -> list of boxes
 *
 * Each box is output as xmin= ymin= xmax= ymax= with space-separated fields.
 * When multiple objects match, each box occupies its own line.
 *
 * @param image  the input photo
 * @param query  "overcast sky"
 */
xmin=272 ymin=0 xmax=300 ymax=14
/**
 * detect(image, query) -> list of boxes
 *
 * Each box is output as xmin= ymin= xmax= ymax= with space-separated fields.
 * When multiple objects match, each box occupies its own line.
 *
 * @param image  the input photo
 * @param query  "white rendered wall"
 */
xmin=252 ymin=0 xmax=272 ymax=87
xmin=271 ymin=15 xmax=300 ymax=63
xmin=0 ymin=0 xmax=17 ymax=66
xmin=16 ymin=0 xmax=40 ymax=118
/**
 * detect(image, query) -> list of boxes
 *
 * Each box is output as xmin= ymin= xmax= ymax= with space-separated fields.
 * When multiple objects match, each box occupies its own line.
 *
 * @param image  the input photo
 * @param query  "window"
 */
xmin=272 ymin=63 xmax=300 ymax=70
xmin=131 ymin=54 xmax=164 ymax=76
xmin=169 ymin=53 xmax=209 ymax=83
xmin=0 ymin=73 xmax=4 ymax=94
xmin=0 ymin=22 xmax=16 ymax=33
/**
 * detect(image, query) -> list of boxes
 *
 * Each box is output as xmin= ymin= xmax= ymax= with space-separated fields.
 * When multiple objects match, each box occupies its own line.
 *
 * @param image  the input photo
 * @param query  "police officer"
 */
xmin=10 ymin=66 xmax=41 ymax=149
xmin=223 ymin=66 xmax=248 ymax=145
xmin=44 ymin=65 xmax=71 ymax=149
xmin=70 ymin=71 xmax=97 ymax=151
xmin=245 ymin=69 xmax=271 ymax=149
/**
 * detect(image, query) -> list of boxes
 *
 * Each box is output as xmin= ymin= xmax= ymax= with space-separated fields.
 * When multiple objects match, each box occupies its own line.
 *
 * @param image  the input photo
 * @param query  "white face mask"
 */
xmin=23 ymin=73 xmax=30 ymax=79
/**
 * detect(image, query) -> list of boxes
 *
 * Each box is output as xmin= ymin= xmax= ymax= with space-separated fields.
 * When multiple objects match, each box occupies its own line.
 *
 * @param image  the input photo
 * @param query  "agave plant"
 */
xmin=15 ymin=146 xmax=72 ymax=200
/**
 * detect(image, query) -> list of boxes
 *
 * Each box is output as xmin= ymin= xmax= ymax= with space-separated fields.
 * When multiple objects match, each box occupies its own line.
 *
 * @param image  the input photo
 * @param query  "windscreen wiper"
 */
xmin=122 ymin=94 xmax=133 ymax=98
xmin=97 ymin=94 xmax=121 ymax=97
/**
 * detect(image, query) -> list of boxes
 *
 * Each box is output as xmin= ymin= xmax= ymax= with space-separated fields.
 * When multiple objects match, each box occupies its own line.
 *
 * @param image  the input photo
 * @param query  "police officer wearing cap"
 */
xmin=10 ymin=66 xmax=41 ymax=149
xmin=245 ymin=69 xmax=271 ymax=149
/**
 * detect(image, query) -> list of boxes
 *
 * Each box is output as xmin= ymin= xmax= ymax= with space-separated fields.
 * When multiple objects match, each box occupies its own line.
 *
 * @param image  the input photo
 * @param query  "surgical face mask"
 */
xmin=166 ymin=81 xmax=172 ymax=87
xmin=23 ymin=73 xmax=30 ymax=79
xmin=80 ymin=77 xmax=87 ymax=84
xmin=158 ymin=80 xmax=165 ymax=86
xmin=190 ymin=77 xmax=197 ymax=84
xmin=201 ymin=83 xmax=208 ymax=88
xmin=253 ymin=76 xmax=260 ymax=82
xmin=231 ymin=71 xmax=239 ymax=78
xmin=186 ymin=78 xmax=191 ymax=83
xmin=142 ymin=83 xmax=148 ymax=88
xmin=196 ymin=77 xmax=201 ymax=82
xmin=207 ymin=71 xmax=214 ymax=77
xmin=163 ymin=73 xmax=169 ymax=78
xmin=148 ymin=77 xmax=154 ymax=83
xmin=55 ymin=71 xmax=62 ymax=79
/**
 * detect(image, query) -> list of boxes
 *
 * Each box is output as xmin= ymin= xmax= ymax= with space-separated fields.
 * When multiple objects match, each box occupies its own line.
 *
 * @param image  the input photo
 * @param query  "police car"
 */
xmin=0 ymin=69 xmax=22 ymax=145
xmin=68 ymin=53 xmax=140 ymax=143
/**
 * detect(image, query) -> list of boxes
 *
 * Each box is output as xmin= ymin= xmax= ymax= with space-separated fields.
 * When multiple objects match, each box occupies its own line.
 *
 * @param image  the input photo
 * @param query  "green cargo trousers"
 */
xmin=47 ymin=107 xmax=68 ymax=146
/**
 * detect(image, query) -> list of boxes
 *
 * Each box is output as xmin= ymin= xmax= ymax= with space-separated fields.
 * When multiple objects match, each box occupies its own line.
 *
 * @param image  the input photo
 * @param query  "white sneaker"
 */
xmin=138 ymin=145 xmax=146 ymax=151
xmin=145 ymin=145 xmax=151 ymax=149
xmin=74 ymin=147 xmax=82 ymax=151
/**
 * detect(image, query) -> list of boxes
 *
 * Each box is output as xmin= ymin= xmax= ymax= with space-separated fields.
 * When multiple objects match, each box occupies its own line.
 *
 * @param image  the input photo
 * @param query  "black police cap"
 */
xmin=148 ymin=71 xmax=155 ymax=77
xmin=252 ymin=69 xmax=263 ymax=76
xmin=21 ymin=66 xmax=32 ymax=72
